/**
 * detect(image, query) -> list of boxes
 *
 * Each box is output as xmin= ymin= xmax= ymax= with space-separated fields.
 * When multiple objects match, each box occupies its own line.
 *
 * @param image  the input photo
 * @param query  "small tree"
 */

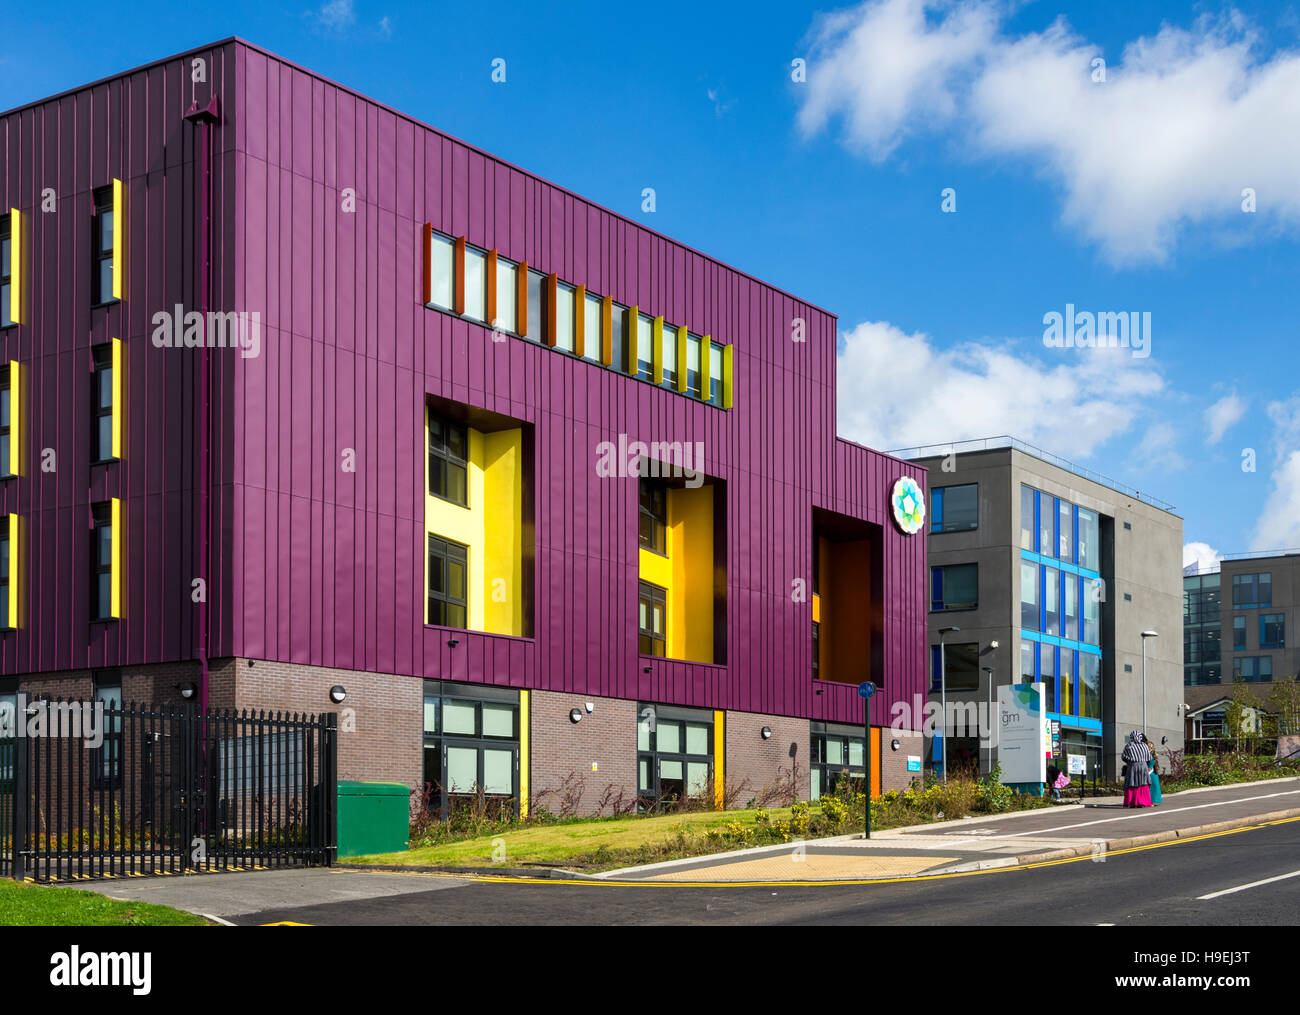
xmin=1267 ymin=675 xmax=1300 ymax=737
xmin=1223 ymin=678 xmax=1258 ymax=750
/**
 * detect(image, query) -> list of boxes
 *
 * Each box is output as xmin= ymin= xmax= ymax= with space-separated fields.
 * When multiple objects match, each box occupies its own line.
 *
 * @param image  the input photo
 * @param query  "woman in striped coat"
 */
xmin=1121 ymin=730 xmax=1153 ymax=808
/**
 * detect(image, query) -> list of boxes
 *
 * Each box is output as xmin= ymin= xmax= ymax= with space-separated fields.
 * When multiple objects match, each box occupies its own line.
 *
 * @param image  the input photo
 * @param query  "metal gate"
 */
xmin=0 ymin=701 xmax=337 ymax=881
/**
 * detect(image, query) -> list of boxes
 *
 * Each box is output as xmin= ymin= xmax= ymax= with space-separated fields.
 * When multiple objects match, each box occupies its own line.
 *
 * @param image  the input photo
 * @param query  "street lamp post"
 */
xmin=938 ymin=626 xmax=959 ymax=784
xmin=1141 ymin=630 xmax=1159 ymax=736
xmin=983 ymin=665 xmax=996 ymax=776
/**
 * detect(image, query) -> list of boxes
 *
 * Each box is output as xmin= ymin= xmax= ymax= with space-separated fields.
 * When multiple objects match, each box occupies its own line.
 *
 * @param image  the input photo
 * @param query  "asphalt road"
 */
xmin=237 ymin=816 xmax=1300 ymax=926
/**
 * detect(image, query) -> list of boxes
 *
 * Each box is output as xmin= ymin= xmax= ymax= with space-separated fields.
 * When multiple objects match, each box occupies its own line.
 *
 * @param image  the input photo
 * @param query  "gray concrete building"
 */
xmin=891 ymin=437 xmax=1185 ymax=782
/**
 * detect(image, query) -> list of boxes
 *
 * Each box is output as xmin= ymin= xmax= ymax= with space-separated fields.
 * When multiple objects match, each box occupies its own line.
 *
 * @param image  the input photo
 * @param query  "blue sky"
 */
xmin=5 ymin=0 xmax=1299 ymax=563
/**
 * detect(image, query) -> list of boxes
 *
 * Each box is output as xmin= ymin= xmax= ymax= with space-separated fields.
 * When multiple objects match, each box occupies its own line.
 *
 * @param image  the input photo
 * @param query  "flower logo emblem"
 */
xmin=890 ymin=476 xmax=925 ymax=535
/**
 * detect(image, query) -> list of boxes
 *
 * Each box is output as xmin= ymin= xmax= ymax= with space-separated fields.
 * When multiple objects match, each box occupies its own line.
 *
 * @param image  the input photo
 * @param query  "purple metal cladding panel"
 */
xmin=227 ymin=40 xmax=927 ymax=725
xmin=0 ymin=38 xmax=927 ymax=728
xmin=0 ymin=41 xmax=241 ymax=676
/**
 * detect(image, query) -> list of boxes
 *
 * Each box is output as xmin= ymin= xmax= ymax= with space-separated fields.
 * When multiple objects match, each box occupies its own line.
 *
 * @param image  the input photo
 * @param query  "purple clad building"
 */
xmin=0 ymin=39 xmax=927 ymax=817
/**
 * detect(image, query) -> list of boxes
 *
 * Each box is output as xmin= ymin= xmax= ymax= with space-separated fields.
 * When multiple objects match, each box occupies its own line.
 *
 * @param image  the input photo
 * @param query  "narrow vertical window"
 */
xmin=463 ymin=245 xmax=487 ymax=322
xmin=638 ymin=481 xmax=667 ymax=555
xmin=661 ymin=324 xmax=678 ymax=389
xmin=636 ymin=314 xmax=654 ymax=380
xmin=0 ymin=364 xmax=11 ymax=477
xmin=493 ymin=255 xmax=518 ymax=333
xmin=91 ymin=344 xmax=116 ymax=463
xmin=0 ymin=214 xmax=12 ymax=327
xmin=638 ymin=581 xmax=667 ymax=657
xmin=92 ymin=187 xmax=116 ymax=305
xmin=525 ymin=270 xmax=545 ymax=343
xmin=91 ymin=501 xmax=115 ymax=621
xmin=427 ymin=535 xmax=468 ymax=628
xmin=0 ymin=515 xmax=10 ymax=629
xmin=708 ymin=342 xmax=724 ymax=405
xmin=428 ymin=414 xmax=469 ymax=506
xmin=686 ymin=334 xmax=702 ymax=398
xmin=554 ymin=283 xmax=576 ymax=353
xmin=583 ymin=293 xmax=603 ymax=362
xmin=427 ymin=232 xmax=455 ymax=310
xmin=609 ymin=303 xmax=628 ymax=371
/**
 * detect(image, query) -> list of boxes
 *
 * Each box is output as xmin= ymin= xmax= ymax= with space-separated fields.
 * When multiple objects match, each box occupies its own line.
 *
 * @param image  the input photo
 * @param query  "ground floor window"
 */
xmin=422 ymin=681 xmax=519 ymax=820
xmin=637 ymin=703 xmax=712 ymax=811
xmin=810 ymin=722 xmax=866 ymax=800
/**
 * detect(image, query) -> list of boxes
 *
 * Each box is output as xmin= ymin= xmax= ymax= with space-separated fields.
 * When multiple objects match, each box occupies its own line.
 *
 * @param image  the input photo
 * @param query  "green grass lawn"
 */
xmin=0 ymin=879 xmax=209 ymax=927
xmin=350 ymin=804 xmax=805 ymax=870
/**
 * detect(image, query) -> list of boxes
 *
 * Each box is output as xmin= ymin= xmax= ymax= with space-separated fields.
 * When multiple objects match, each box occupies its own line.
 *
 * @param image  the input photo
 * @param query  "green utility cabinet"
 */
xmin=336 ymin=781 xmax=410 ymax=858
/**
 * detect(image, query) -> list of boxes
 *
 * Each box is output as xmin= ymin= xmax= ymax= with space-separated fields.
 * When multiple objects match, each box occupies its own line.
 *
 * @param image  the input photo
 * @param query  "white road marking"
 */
xmin=1197 ymin=869 xmax=1300 ymax=900
xmin=985 ymin=788 xmax=1300 ymax=840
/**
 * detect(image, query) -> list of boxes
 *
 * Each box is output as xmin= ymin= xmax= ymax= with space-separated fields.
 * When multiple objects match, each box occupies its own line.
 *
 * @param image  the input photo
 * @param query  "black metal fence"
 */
xmin=0 ymin=701 xmax=337 ymax=882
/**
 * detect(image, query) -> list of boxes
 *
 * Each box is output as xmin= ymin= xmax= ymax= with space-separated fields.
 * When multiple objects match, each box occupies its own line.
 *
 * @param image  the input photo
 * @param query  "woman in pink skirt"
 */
xmin=1121 ymin=730 xmax=1153 ymax=807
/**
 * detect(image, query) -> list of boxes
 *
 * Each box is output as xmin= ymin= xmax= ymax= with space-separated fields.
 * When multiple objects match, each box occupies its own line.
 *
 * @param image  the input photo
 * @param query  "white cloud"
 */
xmin=1250 ymin=450 xmax=1300 ymax=551
xmin=309 ymin=0 xmax=355 ymax=31
xmin=798 ymin=1 xmax=1300 ymax=264
xmin=378 ymin=15 xmax=393 ymax=38
xmin=1183 ymin=541 xmax=1223 ymax=573
xmin=835 ymin=319 xmax=1163 ymax=457
xmin=1205 ymin=392 xmax=1247 ymax=444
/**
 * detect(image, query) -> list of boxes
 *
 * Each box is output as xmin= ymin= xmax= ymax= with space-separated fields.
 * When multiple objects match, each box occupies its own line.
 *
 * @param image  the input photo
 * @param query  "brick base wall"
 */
xmin=528 ymin=690 xmax=638 ymax=816
xmin=879 ymin=728 xmax=925 ymax=792
xmin=725 ymin=711 xmax=809 ymax=806
xmin=230 ymin=659 xmax=423 ymax=803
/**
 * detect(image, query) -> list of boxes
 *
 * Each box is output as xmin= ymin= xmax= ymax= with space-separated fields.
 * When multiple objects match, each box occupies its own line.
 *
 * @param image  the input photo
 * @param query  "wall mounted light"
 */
xmin=569 ymin=708 xmax=583 ymax=724
xmin=329 ymin=685 xmax=347 ymax=704
xmin=891 ymin=739 xmax=901 ymax=752
xmin=176 ymin=683 xmax=196 ymax=700
xmin=760 ymin=726 xmax=772 ymax=740
xmin=584 ymin=702 xmax=594 ymax=714
xmin=247 ymin=659 xmax=255 ymax=668
xmin=447 ymin=638 xmax=460 ymax=648
xmin=642 ymin=665 xmax=652 ymax=674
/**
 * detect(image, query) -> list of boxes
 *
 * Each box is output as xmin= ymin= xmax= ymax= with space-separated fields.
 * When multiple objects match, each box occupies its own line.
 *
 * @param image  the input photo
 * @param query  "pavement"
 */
xmin=586 ymin=776 xmax=1300 ymax=883
xmin=47 ymin=775 xmax=1300 ymax=922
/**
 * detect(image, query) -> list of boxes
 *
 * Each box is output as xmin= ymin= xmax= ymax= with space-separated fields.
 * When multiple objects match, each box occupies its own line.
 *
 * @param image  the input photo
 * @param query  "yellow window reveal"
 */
xmin=111 ymin=179 xmax=124 ymax=301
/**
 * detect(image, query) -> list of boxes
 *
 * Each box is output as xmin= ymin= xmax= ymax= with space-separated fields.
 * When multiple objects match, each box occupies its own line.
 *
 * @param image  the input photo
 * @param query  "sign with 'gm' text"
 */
xmin=998 ymin=683 xmax=1047 ymax=785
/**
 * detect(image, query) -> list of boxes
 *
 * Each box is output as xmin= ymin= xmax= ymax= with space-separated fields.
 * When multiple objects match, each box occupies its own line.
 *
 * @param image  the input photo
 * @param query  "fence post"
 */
xmin=13 ymin=735 xmax=27 ymax=882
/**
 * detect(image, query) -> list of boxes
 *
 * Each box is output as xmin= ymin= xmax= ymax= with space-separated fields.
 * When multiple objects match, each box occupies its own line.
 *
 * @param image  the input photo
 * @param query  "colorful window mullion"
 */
xmin=110 ymin=497 xmax=122 ymax=619
xmin=5 ymin=513 xmax=18 ymax=629
xmin=8 ymin=208 xmax=22 ymax=325
xmin=111 ymin=179 xmax=124 ymax=301
xmin=7 ymin=360 xmax=22 ymax=476
xmin=111 ymin=338 xmax=124 ymax=460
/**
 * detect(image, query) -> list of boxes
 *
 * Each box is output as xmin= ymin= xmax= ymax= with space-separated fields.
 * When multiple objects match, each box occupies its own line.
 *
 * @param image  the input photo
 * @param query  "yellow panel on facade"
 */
xmin=424 ymin=411 xmax=525 ymax=637
xmin=6 ymin=513 xmax=18 ymax=629
xmin=699 ymin=334 xmax=712 ymax=399
xmin=110 ymin=498 xmax=122 ymax=619
xmin=574 ymin=284 xmax=586 ymax=358
xmin=8 ymin=209 xmax=21 ymax=325
xmin=481 ymin=429 xmax=524 ymax=636
xmin=519 ymin=689 xmax=530 ymax=819
xmin=669 ymin=485 xmax=714 ymax=663
xmin=713 ymin=711 xmax=725 ymax=810
xmin=812 ymin=593 xmax=821 ymax=624
xmin=7 ymin=360 xmax=21 ymax=477
xmin=111 ymin=179 xmax=124 ymax=301
xmin=626 ymin=305 xmax=640 ymax=376
xmin=676 ymin=326 xmax=688 ymax=393
xmin=722 ymin=344 xmax=734 ymax=409
xmin=651 ymin=317 xmax=664 ymax=384
xmin=600 ymin=296 xmax=613 ymax=366
xmin=111 ymin=338 xmax=124 ymax=460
